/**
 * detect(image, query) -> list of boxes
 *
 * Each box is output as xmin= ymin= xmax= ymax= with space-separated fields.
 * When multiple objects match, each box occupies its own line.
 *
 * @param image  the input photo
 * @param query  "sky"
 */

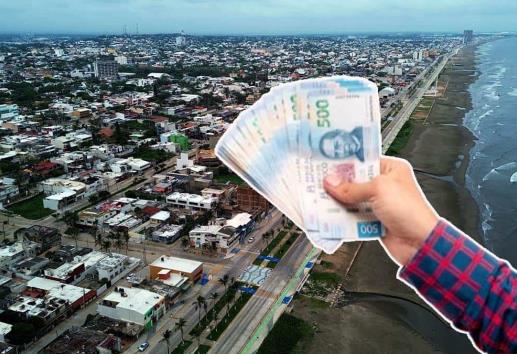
xmin=0 ymin=0 xmax=516 ymax=35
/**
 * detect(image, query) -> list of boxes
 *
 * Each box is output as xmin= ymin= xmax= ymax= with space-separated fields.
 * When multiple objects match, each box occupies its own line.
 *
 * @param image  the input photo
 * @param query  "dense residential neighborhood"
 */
xmin=0 ymin=32 xmax=462 ymax=353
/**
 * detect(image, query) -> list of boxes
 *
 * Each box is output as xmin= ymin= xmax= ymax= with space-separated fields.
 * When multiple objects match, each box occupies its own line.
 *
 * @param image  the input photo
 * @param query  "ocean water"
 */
xmin=464 ymin=37 xmax=517 ymax=264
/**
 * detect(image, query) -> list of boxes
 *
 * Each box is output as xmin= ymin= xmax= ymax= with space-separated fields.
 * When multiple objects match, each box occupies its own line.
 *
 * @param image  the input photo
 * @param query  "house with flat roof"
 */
xmin=97 ymin=287 xmax=165 ymax=329
xmin=166 ymin=192 xmax=217 ymax=211
xmin=24 ymin=277 xmax=96 ymax=310
xmin=149 ymin=255 xmax=203 ymax=283
xmin=150 ymin=224 xmax=183 ymax=244
xmin=189 ymin=225 xmax=238 ymax=255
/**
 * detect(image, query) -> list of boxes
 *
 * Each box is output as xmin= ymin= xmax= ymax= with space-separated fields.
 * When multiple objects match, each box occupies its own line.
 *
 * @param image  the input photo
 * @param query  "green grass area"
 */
xmin=189 ymin=317 xmax=210 ymax=337
xmin=320 ymin=260 xmax=333 ymax=269
xmin=302 ymin=295 xmax=330 ymax=309
xmin=265 ymin=232 xmax=299 ymax=268
xmin=213 ymin=172 xmax=245 ymax=186
xmin=133 ymin=147 xmax=172 ymax=162
xmin=310 ymin=271 xmax=342 ymax=286
xmin=7 ymin=194 xmax=53 ymax=220
xmin=261 ymin=230 xmax=288 ymax=256
xmin=257 ymin=313 xmax=314 ymax=354
xmin=386 ymin=120 xmax=413 ymax=156
xmin=207 ymin=293 xmax=252 ymax=341
xmin=195 ymin=344 xmax=211 ymax=354
xmin=171 ymin=340 xmax=192 ymax=354
xmin=272 ymin=232 xmax=298 ymax=260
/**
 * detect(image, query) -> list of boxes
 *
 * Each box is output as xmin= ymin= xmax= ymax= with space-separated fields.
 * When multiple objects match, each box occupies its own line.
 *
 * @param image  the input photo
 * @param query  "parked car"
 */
xmin=138 ymin=342 xmax=149 ymax=351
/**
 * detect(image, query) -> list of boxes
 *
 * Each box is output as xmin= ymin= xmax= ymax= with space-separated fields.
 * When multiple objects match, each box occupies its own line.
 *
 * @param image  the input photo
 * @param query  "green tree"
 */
xmin=161 ymin=329 xmax=171 ymax=354
xmin=6 ymin=322 xmax=36 ymax=345
xmin=193 ymin=295 xmax=206 ymax=348
xmin=175 ymin=318 xmax=187 ymax=344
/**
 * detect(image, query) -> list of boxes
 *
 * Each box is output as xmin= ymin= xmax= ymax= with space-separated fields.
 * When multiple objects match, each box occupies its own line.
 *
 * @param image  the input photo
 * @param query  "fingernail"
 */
xmin=325 ymin=173 xmax=343 ymax=187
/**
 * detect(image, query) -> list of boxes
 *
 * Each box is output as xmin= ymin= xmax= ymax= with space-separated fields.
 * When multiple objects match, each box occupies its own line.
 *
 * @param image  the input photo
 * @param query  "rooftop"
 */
xmin=103 ymin=287 xmax=164 ymax=315
xmin=27 ymin=277 xmax=91 ymax=303
xmin=150 ymin=255 xmax=202 ymax=274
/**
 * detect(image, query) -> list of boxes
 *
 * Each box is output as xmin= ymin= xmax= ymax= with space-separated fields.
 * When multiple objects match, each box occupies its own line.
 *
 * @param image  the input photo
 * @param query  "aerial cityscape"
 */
xmin=0 ymin=2 xmax=516 ymax=353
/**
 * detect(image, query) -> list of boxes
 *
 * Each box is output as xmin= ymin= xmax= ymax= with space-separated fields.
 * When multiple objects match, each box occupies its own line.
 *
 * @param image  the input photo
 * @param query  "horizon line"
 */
xmin=0 ymin=30 xmax=515 ymax=37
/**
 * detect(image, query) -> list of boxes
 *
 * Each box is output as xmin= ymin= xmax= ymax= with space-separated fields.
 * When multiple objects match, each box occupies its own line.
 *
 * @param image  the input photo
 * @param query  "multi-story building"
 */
xmin=464 ymin=30 xmax=474 ymax=44
xmin=97 ymin=287 xmax=165 ymax=329
xmin=166 ymin=192 xmax=217 ymax=211
xmin=236 ymin=186 xmax=270 ymax=213
xmin=94 ymin=60 xmax=118 ymax=79
xmin=189 ymin=225 xmax=238 ymax=254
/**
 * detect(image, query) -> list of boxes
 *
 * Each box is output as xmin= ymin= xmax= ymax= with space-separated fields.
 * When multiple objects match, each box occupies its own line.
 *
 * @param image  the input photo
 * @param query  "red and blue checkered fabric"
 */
xmin=399 ymin=220 xmax=517 ymax=353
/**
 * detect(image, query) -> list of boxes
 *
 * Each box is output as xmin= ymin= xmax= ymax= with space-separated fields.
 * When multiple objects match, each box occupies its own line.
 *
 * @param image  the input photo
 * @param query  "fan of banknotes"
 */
xmin=215 ymin=76 xmax=384 ymax=254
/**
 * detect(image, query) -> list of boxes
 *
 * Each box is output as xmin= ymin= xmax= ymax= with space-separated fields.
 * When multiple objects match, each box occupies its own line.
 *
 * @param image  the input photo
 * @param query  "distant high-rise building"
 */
xmin=93 ymin=60 xmax=118 ymax=79
xmin=464 ymin=30 xmax=474 ymax=44
xmin=176 ymin=30 xmax=187 ymax=46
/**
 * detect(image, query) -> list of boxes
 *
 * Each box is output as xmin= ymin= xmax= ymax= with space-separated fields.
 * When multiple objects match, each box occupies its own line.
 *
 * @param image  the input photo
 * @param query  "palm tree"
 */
xmin=118 ymin=227 xmax=130 ymax=254
xmin=211 ymin=311 xmax=219 ymax=331
xmin=115 ymin=235 xmax=123 ymax=252
xmin=101 ymin=239 xmax=111 ymax=253
xmin=62 ymin=211 xmax=77 ymax=228
xmin=161 ymin=329 xmax=171 ymax=354
xmin=209 ymin=292 xmax=219 ymax=323
xmin=219 ymin=274 xmax=229 ymax=294
xmin=193 ymin=295 xmax=206 ymax=348
xmin=193 ymin=295 xmax=206 ymax=325
xmin=90 ymin=225 xmax=98 ymax=247
xmin=175 ymin=318 xmax=187 ymax=344
xmin=69 ymin=226 xmax=80 ymax=248
xmin=219 ymin=275 xmax=230 ymax=316
xmin=95 ymin=229 xmax=103 ymax=249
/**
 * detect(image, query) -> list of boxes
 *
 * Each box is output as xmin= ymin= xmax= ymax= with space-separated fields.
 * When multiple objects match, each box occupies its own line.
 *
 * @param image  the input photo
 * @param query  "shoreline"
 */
xmin=398 ymin=44 xmax=481 ymax=243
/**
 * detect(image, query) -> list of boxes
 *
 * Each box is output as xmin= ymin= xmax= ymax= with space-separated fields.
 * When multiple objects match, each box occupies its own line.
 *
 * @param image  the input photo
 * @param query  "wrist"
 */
xmin=404 ymin=212 xmax=439 ymax=264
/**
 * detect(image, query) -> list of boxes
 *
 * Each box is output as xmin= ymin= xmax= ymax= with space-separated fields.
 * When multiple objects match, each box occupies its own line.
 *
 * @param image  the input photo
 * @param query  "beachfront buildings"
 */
xmin=149 ymin=255 xmax=203 ymax=283
xmin=97 ymin=287 xmax=166 ymax=328
xmin=189 ymin=225 xmax=239 ymax=254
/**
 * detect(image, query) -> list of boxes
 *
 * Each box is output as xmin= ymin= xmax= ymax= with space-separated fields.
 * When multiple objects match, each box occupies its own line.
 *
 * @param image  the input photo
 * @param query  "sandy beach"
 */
xmin=400 ymin=45 xmax=481 ymax=242
xmin=291 ymin=47 xmax=482 ymax=354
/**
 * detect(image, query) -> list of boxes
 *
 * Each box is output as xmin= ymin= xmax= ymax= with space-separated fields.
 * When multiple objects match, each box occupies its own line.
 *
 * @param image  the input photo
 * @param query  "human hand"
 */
xmin=323 ymin=156 xmax=439 ymax=266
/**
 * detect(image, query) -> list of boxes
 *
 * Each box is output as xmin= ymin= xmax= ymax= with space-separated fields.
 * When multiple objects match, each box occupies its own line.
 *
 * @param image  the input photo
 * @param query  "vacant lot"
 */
xmin=8 ymin=194 xmax=53 ymax=220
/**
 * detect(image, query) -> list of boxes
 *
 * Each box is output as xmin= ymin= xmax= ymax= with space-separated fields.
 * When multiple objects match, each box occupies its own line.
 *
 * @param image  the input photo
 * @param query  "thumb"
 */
xmin=323 ymin=175 xmax=377 ymax=204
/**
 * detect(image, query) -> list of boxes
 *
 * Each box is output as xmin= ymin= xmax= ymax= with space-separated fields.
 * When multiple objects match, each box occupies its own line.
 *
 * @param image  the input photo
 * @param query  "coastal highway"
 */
xmin=211 ymin=234 xmax=314 ymax=354
xmin=382 ymin=48 xmax=460 ymax=152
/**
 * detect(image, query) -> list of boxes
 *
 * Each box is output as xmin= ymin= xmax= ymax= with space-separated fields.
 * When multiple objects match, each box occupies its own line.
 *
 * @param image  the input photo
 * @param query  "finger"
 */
xmin=323 ymin=177 xmax=376 ymax=204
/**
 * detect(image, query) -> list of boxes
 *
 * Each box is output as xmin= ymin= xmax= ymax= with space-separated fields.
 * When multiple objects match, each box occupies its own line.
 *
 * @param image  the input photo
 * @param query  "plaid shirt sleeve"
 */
xmin=398 ymin=219 xmax=517 ymax=354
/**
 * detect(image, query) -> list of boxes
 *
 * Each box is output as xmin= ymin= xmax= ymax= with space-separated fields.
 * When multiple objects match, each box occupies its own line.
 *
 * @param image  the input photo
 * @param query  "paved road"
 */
xmin=125 ymin=210 xmax=284 ymax=354
xmin=382 ymin=49 xmax=460 ymax=152
xmin=211 ymin=234 xmax=313 ymax=354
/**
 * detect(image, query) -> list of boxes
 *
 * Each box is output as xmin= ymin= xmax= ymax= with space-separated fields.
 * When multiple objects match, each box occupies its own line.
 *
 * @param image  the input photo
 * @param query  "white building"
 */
xmin=109 ymin=157 xmax=151 ymax=173
xmin=189 ymin=225 xmax=238 ymax=254
xmin=0 ymin=242 xmax=38 ymax=269
xmin=151 ymin=224 xmax=183 ymax=244
xmin=97 ymin=287 xmax=165 ymax=328
xmin=0 ymin=177 xmax=19 ymax=203
xmin=166 ymin=192 xmax=217 ymax=211
xmin=43 ymin=190 xmax=77 ymax=211
xmin=0 ymin=322 xmax=12 ymax=342
xmin=150 ymin=211 xmax=170 ymax=225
